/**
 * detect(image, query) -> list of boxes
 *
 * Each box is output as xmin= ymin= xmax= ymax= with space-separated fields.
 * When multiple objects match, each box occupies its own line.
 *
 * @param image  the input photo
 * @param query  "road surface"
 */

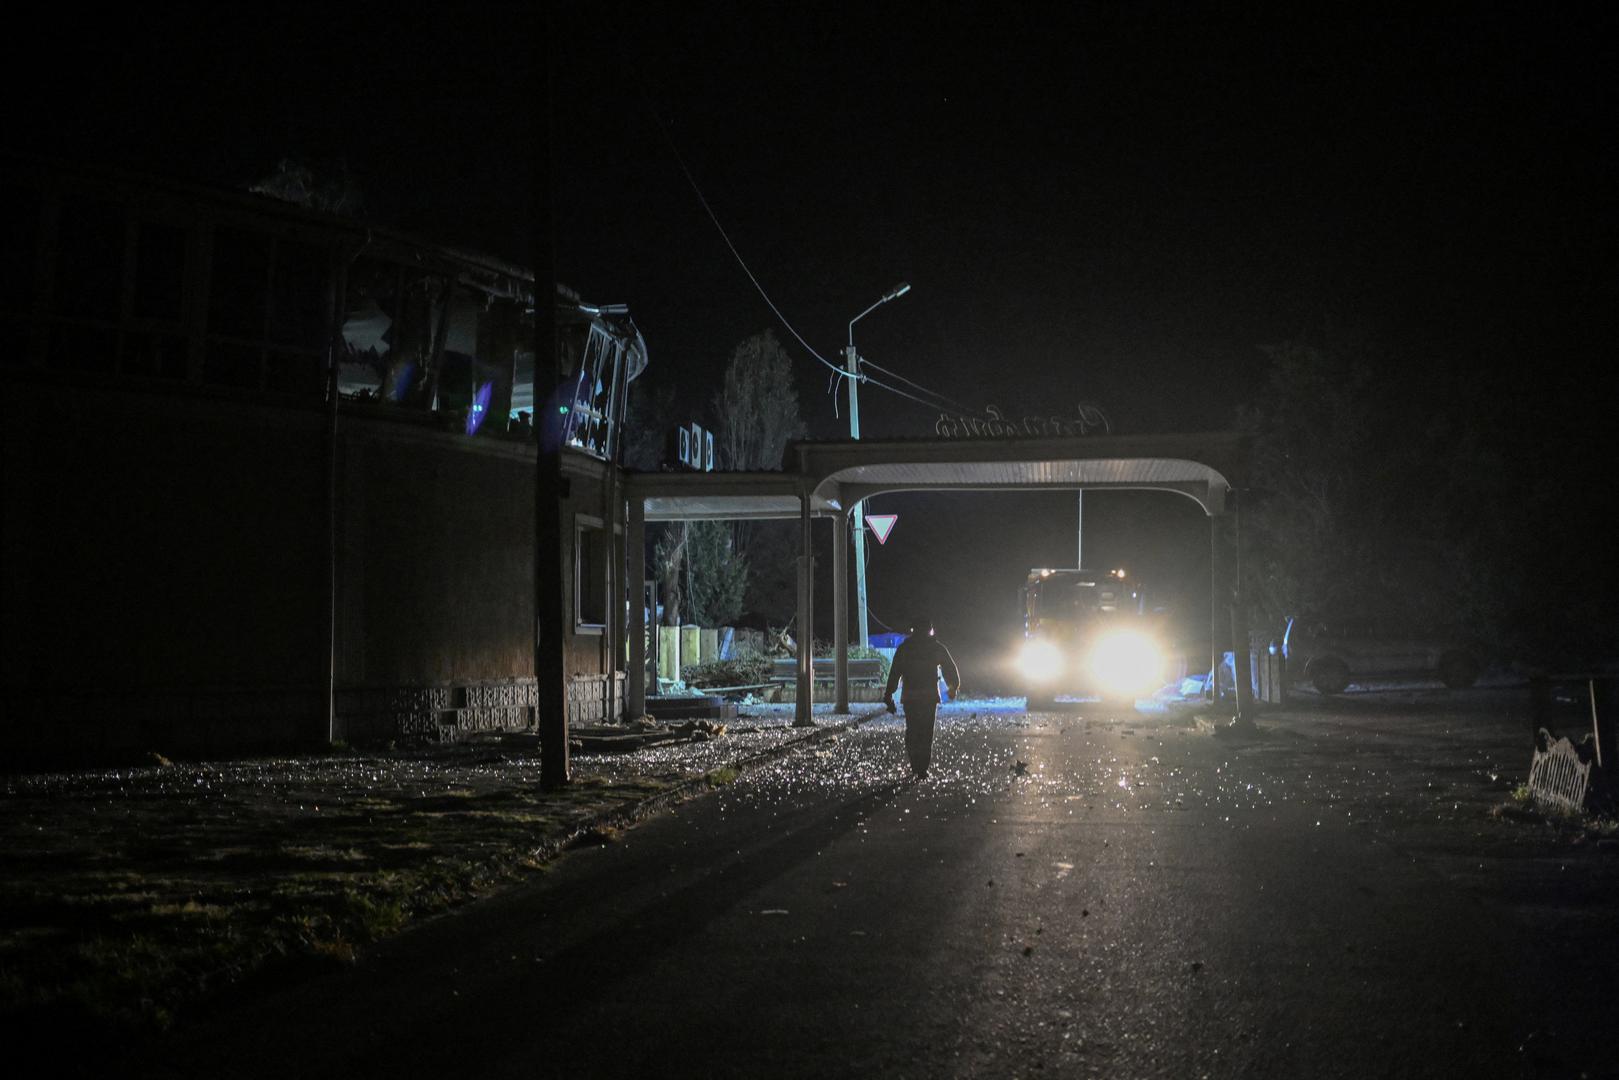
xmin=150 ymin=692 xmax=1618 ymax=1079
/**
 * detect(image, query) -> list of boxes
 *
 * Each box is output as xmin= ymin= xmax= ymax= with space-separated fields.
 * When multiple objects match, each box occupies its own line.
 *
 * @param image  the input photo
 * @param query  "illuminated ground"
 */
xmin=145 ymin=688 xmax=1619 ymax=1079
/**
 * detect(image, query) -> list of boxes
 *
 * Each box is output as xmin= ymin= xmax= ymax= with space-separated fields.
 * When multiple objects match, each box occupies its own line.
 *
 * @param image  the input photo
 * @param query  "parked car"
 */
xmin=1282 ymin=616 xmax=1480 ymax=694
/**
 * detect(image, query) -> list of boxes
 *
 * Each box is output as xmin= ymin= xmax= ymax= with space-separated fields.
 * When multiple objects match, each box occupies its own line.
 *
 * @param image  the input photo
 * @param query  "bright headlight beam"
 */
xmin=1019 ymin=639 xmax=1063 ymax=683
xmin=1087 ymin=630 xmax=1164 ymax=697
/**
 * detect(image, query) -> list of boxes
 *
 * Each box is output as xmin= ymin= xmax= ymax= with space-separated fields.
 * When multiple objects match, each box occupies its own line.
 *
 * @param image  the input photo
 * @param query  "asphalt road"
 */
xmin=148 ymin=693 xmax=1618 ymax=1080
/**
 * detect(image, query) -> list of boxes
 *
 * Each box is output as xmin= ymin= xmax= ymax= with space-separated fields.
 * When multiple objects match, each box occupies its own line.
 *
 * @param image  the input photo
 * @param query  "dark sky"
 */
xmin=22 ymin=6 xmax=1615 ymax=435
xmin=16 ymin=5 xmax=1617 ymax=671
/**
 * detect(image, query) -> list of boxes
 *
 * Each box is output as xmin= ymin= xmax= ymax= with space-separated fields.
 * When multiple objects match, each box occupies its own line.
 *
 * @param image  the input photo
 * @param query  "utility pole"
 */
xmin=1076 ymin=491 xmax=1084 ymax=569
xmin=845 ymin=342 xmax=869 ymax=649
xmin=534 ymin=20 xmax=568 ymax=789
xmin=845 ymin=282 xmax=909 ymax=650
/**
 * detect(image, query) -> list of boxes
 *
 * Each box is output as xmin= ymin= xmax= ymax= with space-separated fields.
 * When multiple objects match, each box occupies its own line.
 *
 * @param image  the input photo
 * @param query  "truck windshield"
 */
xmin=1025 ymin=571 xmax=1137 ymax=630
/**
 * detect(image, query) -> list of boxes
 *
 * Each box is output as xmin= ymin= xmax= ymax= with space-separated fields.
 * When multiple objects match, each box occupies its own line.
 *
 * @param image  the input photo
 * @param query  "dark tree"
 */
xmin=709 ymin=330 xmax=806 ymax=623
xmin=1239 ymin=338 xmax=1524 ymax=656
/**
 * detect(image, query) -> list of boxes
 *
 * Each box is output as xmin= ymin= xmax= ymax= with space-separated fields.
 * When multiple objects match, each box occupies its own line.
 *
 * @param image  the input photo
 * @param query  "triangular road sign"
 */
xmin=866 ymin=513 xmax=898 ymax=545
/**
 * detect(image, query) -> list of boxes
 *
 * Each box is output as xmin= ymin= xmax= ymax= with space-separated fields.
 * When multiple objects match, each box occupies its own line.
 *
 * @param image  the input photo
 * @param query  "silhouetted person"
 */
xmin=883 ymin=617 xmax=961 ymax=778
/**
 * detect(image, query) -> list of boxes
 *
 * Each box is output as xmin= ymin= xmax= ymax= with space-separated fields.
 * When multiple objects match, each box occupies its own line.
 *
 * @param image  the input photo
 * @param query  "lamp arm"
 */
xmin=848 ymin=298 xmax=886 ymax=348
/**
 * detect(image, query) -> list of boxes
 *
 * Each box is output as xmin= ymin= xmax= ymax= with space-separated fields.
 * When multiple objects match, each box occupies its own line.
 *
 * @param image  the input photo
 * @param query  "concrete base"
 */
xmin=769 ymin=683 xmax=888 ymax=704
xmin=645 ymin=696 xmax=738 ymax=722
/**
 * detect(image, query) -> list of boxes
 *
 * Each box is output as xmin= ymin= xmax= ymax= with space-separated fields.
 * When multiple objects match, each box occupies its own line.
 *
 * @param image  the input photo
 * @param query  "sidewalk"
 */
xmin=0 ymin=703 xmax=881 ymax=1046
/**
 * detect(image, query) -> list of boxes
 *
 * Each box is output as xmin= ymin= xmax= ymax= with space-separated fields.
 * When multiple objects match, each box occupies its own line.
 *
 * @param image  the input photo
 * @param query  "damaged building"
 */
xmin=1 ymin=155 xmax=647 ymax=763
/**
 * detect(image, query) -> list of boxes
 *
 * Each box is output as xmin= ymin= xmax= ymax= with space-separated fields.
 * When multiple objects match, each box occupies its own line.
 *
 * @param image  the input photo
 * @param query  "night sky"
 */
xmin=17 ymin=6 xmax=1617 ymax=676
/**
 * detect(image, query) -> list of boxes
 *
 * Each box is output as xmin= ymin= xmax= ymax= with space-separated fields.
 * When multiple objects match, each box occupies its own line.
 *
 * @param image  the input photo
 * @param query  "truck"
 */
xmin=1016 ymin=568 xmax=1168 ymax=710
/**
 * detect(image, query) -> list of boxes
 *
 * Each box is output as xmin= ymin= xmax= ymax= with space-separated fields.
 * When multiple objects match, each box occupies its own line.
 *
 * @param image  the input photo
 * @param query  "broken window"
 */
xmin=437 ymin=286 xmax=519 ymax=435
xmin=337 ymin=257 xmax=394 ymax=400
xmin=339 ymin=257 xmax=443 ymax=407
xmin=562 ymin=323 xmax=626 ymax=459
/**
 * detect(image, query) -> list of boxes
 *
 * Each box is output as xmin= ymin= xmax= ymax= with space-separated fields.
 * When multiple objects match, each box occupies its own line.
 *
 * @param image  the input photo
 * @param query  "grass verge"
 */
xmin=0 ymin=760 xmax=679 ymax=1052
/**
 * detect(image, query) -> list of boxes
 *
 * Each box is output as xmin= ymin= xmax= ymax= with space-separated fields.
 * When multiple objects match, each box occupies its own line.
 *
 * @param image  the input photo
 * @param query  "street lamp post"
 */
xmin=846 ymin=282 xmax=910 ymax=649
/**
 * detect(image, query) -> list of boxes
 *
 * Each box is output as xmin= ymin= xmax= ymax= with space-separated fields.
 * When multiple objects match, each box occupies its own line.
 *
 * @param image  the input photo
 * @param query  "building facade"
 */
xmin=1 ymin=157 xmax=645 ymax=764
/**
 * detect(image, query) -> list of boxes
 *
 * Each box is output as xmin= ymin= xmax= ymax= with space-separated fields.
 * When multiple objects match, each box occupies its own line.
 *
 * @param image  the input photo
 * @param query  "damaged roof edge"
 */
xmin=4 ymin=153 xmax=649 ymax=381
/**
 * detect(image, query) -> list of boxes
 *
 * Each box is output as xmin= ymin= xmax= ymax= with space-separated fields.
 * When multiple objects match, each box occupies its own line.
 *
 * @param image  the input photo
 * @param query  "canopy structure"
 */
xmin=624 ymin=431 xmax=1250 ymax=724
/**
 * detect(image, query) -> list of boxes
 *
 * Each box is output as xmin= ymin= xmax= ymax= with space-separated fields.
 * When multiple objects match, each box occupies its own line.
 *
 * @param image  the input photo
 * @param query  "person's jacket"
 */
xmin=884 ymin=632 xmax=961 ymax=703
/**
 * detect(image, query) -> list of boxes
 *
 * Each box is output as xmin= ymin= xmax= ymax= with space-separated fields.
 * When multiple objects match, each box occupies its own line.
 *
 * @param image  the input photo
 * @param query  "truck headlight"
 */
xmin=1019 ymin=639 xmax=1063 ymax=683
xmin=1087 ymin=630 xmax=1163 ymax=697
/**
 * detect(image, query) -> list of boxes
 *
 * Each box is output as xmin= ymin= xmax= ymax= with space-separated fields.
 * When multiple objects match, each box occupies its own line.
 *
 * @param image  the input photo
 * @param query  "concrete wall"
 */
xmin=335 ymin=420 xmax=538 ymax=687
xmin=3 ymin=382 xmax=625 ymax=765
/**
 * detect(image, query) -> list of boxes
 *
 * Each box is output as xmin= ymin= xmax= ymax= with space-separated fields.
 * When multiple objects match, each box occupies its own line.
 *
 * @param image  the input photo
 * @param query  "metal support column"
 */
xmin=1229 ymin=490 xmax=1254 ymax=726
xmin=834 ymin=509 xmax=849 ymax=712
xmin=794 ymin=491 xmax=816 ymax=726
xmin=847 ymin=345 xmax=870 ymax=648
xmin=1209 ymin=510 xmax=1225 ymax=702
xmin=626 ymin=493 xmax=646 ymax=721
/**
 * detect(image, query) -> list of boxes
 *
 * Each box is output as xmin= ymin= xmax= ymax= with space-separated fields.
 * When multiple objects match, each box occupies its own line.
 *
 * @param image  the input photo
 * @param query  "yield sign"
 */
xmin=866 ymin=513 xmax=898 ymax=545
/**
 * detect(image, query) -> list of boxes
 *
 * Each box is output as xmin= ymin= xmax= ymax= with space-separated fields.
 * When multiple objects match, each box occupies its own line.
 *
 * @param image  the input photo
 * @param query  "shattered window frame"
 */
xmin=562 ymin=323 xmax=628 ymax=461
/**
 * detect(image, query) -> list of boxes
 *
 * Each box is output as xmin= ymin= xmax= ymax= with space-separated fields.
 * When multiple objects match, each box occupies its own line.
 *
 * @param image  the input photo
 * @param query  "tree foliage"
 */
xmin=651 ymin=520 xmax=748 ymax=627
xmin=708 ymin=330 xmax=807 ymax=622
xmin=1239 ymin=337 xmax=1554 ymax=661
xmin=652 ymin=524 xmax=686 ymax=628
xmin=622 ymin=377 xmax=677 ymax=471
xmin=711 ymin=329 xmax=806 ymax=474
xmin=685 ymin=520 xmax=747 ymax=626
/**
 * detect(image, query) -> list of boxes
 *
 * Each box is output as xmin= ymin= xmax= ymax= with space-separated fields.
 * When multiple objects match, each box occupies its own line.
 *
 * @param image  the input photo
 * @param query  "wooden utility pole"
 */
xmin=534 ymin=25 xmax=568 ymax=788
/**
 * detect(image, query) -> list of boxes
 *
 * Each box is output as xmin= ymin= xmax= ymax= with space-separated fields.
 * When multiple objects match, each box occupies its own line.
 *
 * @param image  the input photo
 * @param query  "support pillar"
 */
xmin=794 ymin=491 xmax=816 ymax=726
xmin=1208 ymin=494 xmax=1256 ymax=733
xmin=626 ymin=493 xmax=646 ymax=720
xmin=834 ymin=509 xmax=849 ymax=712
xmin=1229 ymin=489 xmax=1254 ymax=726
xmin=1209 ymin=510 xmax=1225 ymax=702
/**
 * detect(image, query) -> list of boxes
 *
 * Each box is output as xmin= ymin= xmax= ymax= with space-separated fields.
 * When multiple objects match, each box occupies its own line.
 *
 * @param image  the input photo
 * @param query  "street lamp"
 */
xmin=845 ymin=281 xmax=910 ymax=649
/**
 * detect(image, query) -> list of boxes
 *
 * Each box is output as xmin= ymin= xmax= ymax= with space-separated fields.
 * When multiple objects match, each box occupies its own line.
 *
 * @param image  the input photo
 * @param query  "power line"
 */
xmin=859 ymin=357 xmax=976 ymax=415
xmin=636 ymin=78 xmax=988 ymax=426
xmin=860 ymin=369 xmax=969 ymax=417
xmin=645 ymin=107 xmax=850 ymax=382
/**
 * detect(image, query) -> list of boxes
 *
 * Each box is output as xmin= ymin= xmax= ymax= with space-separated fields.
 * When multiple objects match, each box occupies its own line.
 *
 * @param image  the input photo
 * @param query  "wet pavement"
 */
xmin=134 ymin=687 xmax=1619 ymax=1080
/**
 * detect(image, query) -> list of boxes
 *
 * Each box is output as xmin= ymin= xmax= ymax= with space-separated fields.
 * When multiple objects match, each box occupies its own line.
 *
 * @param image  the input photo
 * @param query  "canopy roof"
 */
xmin=630 ymin=431 xmax=1246 ymax=520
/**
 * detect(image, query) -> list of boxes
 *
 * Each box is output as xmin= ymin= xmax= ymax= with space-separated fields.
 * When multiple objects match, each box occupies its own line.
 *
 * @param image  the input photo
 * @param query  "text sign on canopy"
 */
xmin=866 ymin=514 xmax=897 ymax=544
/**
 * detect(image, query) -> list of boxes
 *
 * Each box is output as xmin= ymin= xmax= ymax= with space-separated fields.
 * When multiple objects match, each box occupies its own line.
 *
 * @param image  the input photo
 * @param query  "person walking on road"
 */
xmin=883 ymin=616 xmax=961 ymax=778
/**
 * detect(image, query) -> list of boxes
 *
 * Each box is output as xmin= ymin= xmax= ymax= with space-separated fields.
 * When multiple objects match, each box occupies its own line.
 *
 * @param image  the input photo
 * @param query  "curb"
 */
xmin=527 ymin=708 xmax=891 ymax=863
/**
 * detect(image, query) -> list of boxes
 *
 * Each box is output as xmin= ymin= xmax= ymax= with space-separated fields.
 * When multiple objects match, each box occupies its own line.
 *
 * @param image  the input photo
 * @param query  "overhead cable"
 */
xmin=858 ymin=357 xmax=977 ymax=416
xmin=858 ymin=370 xmax=970 ymax=416
xmin=647 ymin=112 xmax=850 ymax=381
